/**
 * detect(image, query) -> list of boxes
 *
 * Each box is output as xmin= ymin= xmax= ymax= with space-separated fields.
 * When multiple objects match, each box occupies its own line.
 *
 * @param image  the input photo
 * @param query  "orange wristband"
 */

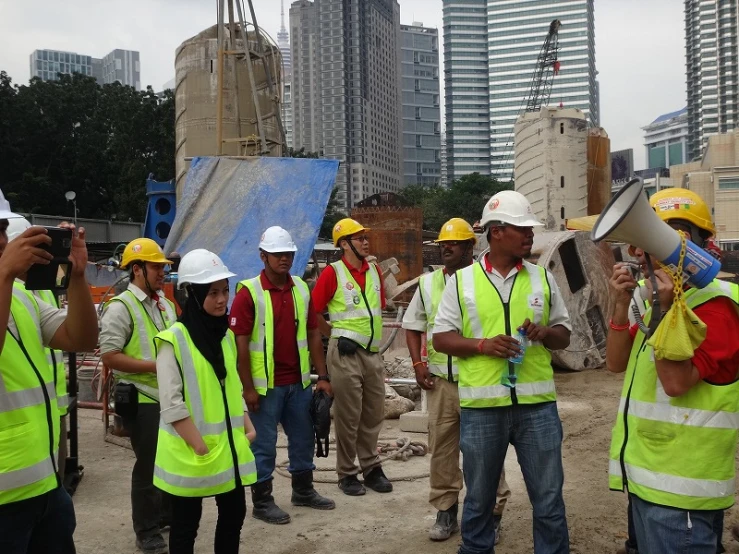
xmin=609 ymin=319 xmax=630 ymax=331
xmin=412 ymin=361 xmax=426 ymax=368
xmin=477 ymin=339 xmax=486 ymax=354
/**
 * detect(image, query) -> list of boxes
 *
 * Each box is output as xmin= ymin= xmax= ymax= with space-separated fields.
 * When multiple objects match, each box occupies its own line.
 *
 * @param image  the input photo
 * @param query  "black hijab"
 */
xmin=178 ymin=282 xmax=229 ymax=381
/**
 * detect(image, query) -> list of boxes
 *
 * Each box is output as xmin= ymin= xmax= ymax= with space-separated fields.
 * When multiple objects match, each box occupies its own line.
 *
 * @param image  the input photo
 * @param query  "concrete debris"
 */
xmin=383 ymin=385 xmax=415 ymax=419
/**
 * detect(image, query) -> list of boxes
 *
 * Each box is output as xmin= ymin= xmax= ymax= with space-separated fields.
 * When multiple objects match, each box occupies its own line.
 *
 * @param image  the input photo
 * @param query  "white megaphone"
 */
xmin=591 ymin=178 xmax=720 ymax=289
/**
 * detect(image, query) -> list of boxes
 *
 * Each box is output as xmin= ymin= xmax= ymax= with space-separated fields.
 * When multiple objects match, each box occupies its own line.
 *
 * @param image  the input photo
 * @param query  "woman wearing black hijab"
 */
xmin=154 ymin=249 xmax=256 ymax=554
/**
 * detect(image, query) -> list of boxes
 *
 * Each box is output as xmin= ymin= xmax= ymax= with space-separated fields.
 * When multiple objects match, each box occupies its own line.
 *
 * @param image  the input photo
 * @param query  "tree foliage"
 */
xmin=0 ymin=71 xmax=174 ymax=221
xmin=319 ymin=186 xmax=346 ymax=240
xmin=399 ymin=173 xmax=513 ymax=231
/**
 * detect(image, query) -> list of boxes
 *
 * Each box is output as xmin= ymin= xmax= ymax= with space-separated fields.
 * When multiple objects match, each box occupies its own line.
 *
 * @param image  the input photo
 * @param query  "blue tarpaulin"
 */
xmin=164 ymin=156 xmax=339 ymax=284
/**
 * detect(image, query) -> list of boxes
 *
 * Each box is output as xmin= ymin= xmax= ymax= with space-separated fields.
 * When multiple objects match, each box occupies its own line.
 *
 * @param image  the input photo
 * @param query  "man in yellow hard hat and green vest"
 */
xmin=0 ymin=188 xmax=98 ymax=554
xmin=607 ymin=188 xmax=739 ymax=554
xmin=434 ymin=191 xmax=572 ymax=553
xmin=100 ymin=238 xmax=177 ymax=554
xmin=403 ymin=218 xmax=511 ymax=543
xmin=311 ymin=218 xmax=392 ymax=496
xmin=230 ymin=226 xmax=335 ymax=525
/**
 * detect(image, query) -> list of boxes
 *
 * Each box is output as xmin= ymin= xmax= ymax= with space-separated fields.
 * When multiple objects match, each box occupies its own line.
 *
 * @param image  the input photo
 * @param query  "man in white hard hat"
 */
xmin=0 ymin=189 xmax=98 ymax=554
xmin=8 ymin=217 xmax=70 ymax=484
xmin=434 ymin=190 xmax=572 ymax=554
xmin=231 ymin=226 xmax=334 ymax=525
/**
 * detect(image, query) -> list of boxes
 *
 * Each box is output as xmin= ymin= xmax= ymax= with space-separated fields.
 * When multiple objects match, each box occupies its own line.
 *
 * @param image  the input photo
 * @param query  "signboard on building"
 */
xmin=611 ymin=149 xmax=634 ymax=186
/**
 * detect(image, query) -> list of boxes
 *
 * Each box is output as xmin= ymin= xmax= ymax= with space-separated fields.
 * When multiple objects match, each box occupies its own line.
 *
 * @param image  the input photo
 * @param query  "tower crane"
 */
xmin=524 ymin=19 xmax=561 ymax=113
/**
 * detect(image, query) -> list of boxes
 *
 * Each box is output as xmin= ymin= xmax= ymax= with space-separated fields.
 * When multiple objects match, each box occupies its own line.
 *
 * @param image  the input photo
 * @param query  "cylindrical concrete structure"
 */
xmin=174 ymin=24 xmax=283 ymax=194
xmin=514 ymin=107 xmax=589 ymax=231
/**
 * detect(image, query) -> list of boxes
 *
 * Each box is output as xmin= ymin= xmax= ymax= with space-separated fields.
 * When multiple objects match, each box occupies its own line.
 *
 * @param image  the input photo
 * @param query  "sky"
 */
xmin=0 ymin=0 xmax=685 ymax=170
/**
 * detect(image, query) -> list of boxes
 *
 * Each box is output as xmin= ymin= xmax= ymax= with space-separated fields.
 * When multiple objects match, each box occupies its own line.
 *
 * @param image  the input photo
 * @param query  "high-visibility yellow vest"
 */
xmin=327 ymin=261 xmax=383 ymax=352
xmin=455 ymin=260 xmax=554 ymax=408
xmin=153 ymin=324 xmax=257 ymax=498
xmin=609 ymin=280 xmax=739 ymax=511
xmin=236 ymin=276 xmax=311 ymax=396
xmin=34 ymin=289 xmax=68 ymax=416
xmin=418 ymin=269 xmax=458 ymax=381
xmin=107 ymin=289 xmax=176 ymax=403
xmin=0 ymin=282 xmax=60 ymax=505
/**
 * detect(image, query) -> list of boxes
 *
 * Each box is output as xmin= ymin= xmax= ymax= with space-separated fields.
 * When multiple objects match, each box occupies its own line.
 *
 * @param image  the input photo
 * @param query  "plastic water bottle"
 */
xmin=508 ymin=328 xmax=528 ymax=364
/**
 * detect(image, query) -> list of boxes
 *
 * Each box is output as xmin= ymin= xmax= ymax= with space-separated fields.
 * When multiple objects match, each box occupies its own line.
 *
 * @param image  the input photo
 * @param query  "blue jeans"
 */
xmin=250 ymin=383 xmax=315 ymax=483
xmin=459 ymin=402 xmax=569 ymax=554
xmin=631 ymin=494 xmax=724 ymax=554
xmin=0 ymin=485 xmax=76 ymax=554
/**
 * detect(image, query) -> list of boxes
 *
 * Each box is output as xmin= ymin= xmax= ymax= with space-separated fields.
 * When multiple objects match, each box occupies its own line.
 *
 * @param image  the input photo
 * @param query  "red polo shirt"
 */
xmin=311 ymin=257 xmax=387 ymax=313
xmin=230 ymin=271 xmax=318 ymax=386
xmin=629 ymin=296 xmax=739 ymax=384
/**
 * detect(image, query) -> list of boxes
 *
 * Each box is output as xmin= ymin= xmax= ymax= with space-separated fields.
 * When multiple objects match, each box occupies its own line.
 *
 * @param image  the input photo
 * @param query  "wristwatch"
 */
xmin=317 ymin=375 xmax=331 ymax=383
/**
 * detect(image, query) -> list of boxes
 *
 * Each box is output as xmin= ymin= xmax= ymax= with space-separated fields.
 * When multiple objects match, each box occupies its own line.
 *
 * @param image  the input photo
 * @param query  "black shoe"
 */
xmin=291 ymin=470 xmax=336 ymax=509
xmin=363 ymin=466 xmax=393 ymax=493
xmin=338 ymin=474 xmax=366 ymax=496
xmin=136 ymin=534 xmax=168 ymax=554
xmin=429 ymin=504 xmax=459 ymax=541
xmin=251 ymin=480 xmax=291 ymax=524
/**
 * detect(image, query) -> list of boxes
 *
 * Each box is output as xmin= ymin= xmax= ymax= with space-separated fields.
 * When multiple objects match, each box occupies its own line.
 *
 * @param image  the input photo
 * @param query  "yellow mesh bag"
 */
xmin=646 ymin=234 xmax=707 ymax=361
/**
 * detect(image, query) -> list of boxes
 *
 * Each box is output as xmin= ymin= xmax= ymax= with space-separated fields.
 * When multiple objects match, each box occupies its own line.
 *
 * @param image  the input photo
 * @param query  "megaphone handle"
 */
xmin=646 ymin=257 xmax=661 ymax=338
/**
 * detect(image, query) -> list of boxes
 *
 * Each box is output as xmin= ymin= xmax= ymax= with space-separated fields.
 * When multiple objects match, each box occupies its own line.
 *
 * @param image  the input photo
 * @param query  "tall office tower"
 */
xmin=278 ymin=0 xmax=293 ymax=148
xmin=290 ymin=0 xmax=322 ymax=153
xmin=29 ymin=49 xmax=96 ymax=82
xmin=101 ymin=49 xmax=141 ymax=89
xmin=443 ymin=0 xmax=491 ymax=181
xmin=685 ymin=0 xmax=739 ymax=161
xmin=444 ymin=0 xmax=597 ymax=181
xmin=291 ymin=0 xmax=402 ymax=208
xmin=401 ymin=23 xmax=442 ymax=187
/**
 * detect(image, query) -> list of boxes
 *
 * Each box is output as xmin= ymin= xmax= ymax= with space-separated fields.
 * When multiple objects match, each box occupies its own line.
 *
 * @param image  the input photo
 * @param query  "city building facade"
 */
xmin=290 ymin=0 xmax=322 ymax=154
xmin=643 ymin=107 xmax=688 ymax=170
xmin=400 ymin=23 xmax=442 ymax=187
xmin=685 ymin=0 xmax=739 ymax=161
xmin=29 ymin=48 xmax=141 ymax=89
xmin=278 ymin=0 xmax=293 ymax=148
xmin=443 ymin=0 xmax=598 ymax=181
xmin=101 ymin=49 xmax=140 ymax=89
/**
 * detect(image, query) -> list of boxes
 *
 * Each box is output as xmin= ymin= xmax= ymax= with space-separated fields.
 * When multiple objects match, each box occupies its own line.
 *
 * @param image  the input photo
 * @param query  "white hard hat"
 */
xmin=0 ymin=189 xmax=23 ymax=221
xmin=259 ymin=226 xmax=297 ymax=253
xmin=480 ymin=190 xmax=543 ymax=229
xmin=7 ymin=217 xmax=32 ymax=241
xmin=177 ymin=249 xmax=236 ymax=289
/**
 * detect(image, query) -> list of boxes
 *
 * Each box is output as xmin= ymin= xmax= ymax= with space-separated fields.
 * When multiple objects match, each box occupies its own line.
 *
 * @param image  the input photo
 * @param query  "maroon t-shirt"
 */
xmin=230 ymin=271 xmax=317 ymax=386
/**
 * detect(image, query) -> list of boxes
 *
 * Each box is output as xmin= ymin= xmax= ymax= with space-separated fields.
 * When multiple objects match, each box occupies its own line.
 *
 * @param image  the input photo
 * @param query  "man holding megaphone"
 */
xmin=604 ymin=187 xmax=739 ymax=554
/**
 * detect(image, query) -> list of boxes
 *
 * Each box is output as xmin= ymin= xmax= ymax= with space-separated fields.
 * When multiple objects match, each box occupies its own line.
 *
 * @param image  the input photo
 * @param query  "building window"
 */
xmin=718 ymin=177 xmax=739 ymax=190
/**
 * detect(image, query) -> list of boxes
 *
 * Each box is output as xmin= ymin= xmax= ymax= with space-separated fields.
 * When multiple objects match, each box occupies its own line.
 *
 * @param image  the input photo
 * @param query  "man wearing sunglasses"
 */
xmin=311 ymin=218 xmax=392 ymax=496
xmin=403 ymin=218 xmax=511 ymax=543
xmin=231 ymin=226 xmax=334 ymax=525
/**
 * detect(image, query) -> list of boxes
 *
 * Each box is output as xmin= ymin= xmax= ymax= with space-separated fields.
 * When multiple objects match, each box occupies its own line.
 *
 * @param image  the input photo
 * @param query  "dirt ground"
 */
xmin=72 ymin=369 xmax=739 ymax=554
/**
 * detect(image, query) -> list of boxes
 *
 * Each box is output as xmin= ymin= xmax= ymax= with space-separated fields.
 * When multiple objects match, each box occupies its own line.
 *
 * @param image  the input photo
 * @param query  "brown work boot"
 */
xmin=429 ymin=504 xmax=459 ymax=541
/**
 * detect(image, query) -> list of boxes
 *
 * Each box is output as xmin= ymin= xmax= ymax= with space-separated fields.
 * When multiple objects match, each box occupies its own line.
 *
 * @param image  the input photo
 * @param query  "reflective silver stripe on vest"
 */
xmin=154 ymin=459 xmax=257 ymax=490
xmin=429 ymin=363 xmax=459 ymax=377
xmin=458 ymin=379 xmax=555 ymax=400
xmin=169 ymin=326 xmax=207 ymax=427
xmin=161 ymin=415 xmax=244 ymax=437
xmin=463 ymin=266 xmax=485 ymax=338
xmin=332 ymin=263 xmax=383 ymax=319
xmin=332 ymin=328 xmax=372 ymax=344
xmin=12 ymin=288 xmax=43 ymax=346
xmin=248 ymin=277 xmax=267 ymax=353
xmin=252 ymin=377 xmax=268 ymax=389
xmin=116 ymin=292 xmax=155 ymax=361
xmin=57 ymin=394 xmax=69 ymax=410
xmin=609 ymin=459 xmax=735 ymax=498
xmin=0 ymin=450 xmax=58 ymax=491
xmin=0 ymin=381 xmax=55 ymax=412
xmin=525 ymin=263 xmax=545 ymax=325
xmin=115 ymin=378 xmax=160 ymax=401
xmin=619 ymin=398 xmax=739 ymax=429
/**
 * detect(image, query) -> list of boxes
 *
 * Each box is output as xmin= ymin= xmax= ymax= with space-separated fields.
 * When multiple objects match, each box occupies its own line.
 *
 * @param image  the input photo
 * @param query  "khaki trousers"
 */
xmin=328 ymin=338 xmax=386 ymax=478
xmin=428 ymin=377 xmax=511 ymax=514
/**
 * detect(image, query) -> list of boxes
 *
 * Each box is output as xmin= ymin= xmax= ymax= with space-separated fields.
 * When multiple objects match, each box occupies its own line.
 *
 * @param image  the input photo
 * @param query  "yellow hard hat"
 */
xmin=332 ymin=218 xmax=370 ymax=247
xmin=120 ymin=238 xmax=173 ymax=269
xmin=435 ymin=218 xmax=477 ymax=245
xmin=649 ymin=188 xmax=715 ymax=237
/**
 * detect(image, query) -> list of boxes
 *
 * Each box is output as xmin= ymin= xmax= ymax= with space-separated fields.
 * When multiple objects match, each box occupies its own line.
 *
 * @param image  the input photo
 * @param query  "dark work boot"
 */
xmin=251 ymin=480 xmax=291 ymax=525
xmin=429 ymin=503 xmax=459 ymax=541
xmin=363 ymin=466 xmax=393 ymax=493
xmin=338 ymin=474 xmax=366 ymax=496
xmin=291 ymin=470 xmax=336 ymax=510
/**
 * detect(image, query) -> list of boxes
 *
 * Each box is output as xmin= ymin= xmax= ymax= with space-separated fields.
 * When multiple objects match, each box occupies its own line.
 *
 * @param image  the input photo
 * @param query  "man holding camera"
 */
xmin=311 ymin=218 xmax=392 ymax=496
xmin=100 ymin=238 xmax=176 ymax=554
xmin=0 ymin=191 xmax=98 ymax=554
xmin=607 ymin=188 xmax=739 ymax=554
